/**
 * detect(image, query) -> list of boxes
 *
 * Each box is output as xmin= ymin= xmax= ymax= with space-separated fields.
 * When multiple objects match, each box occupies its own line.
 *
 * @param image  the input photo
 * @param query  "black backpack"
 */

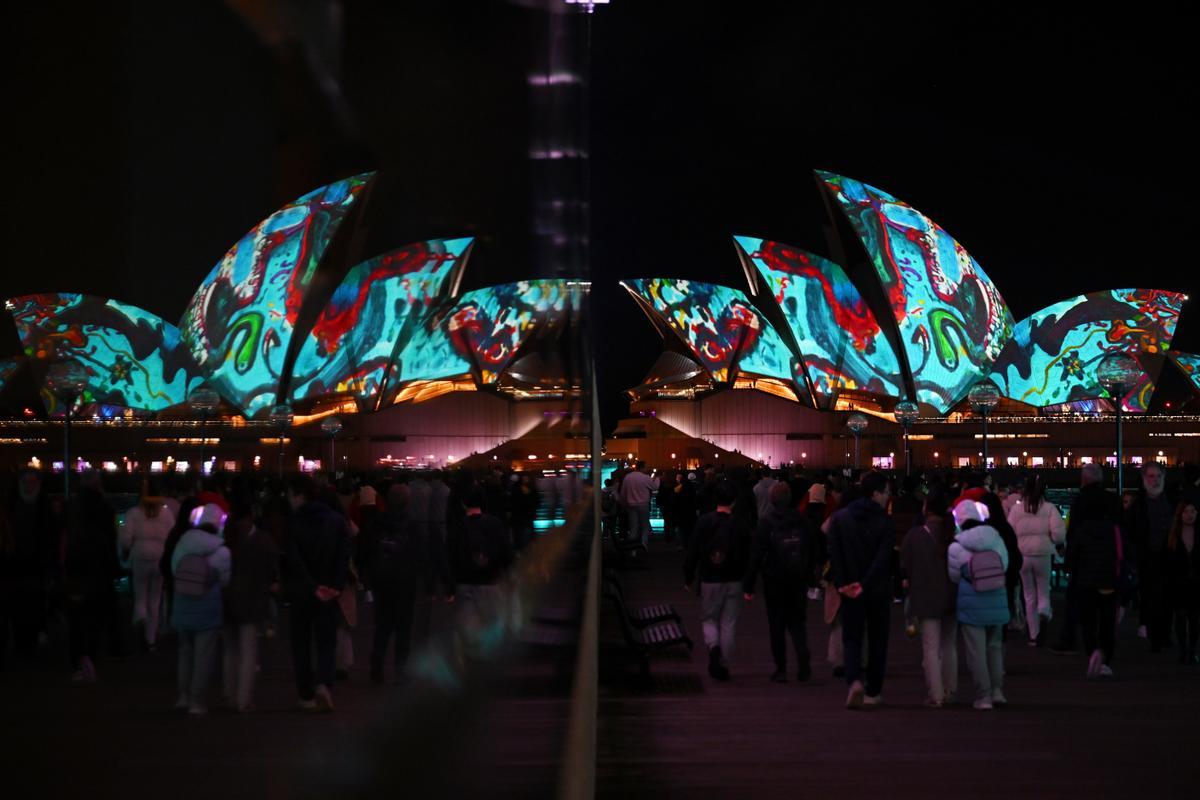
xmin=771 ymin=521 xmax=811 ymax=579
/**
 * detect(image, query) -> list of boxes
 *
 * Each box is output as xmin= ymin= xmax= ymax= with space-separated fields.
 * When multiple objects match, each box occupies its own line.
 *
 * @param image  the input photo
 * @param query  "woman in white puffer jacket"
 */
xmin=120 ymin=479 xmax=176 ymax=650
xmin=1006 ymin=476 xmax=1065 ymax=646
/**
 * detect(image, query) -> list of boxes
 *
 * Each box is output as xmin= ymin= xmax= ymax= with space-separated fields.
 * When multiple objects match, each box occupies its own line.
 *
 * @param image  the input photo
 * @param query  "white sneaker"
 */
xmin=187 ymin=704 xmax=208 ymax=716
xmin=845 ymin=681 xmax=865 ymax=710
xmin=991 ymin=688 xmax=1008 ymax=706
xmin=1137 ymin=625 xmax=1148 ymax=639
xmin=1086 ymin=649 xmax=1103 ymax=680
xmin=1098 ymin=664 xmax=1114 ymax=678
xmin=973 ymin=698 xmax=994 ymax=711
xmin=863 ymin=694 xmax=883 ymax=708
xmin=298 ymin=698 xmax=318 ymax=712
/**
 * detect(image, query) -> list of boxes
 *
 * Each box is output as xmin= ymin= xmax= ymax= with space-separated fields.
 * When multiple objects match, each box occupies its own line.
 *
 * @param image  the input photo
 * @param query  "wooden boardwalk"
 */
xmin=597 ymin=543 xmax=1200 ymax=799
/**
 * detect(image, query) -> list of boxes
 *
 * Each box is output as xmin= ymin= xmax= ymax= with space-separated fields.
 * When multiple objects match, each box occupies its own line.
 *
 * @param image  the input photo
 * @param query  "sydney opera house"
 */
xmin=2 ymin=169 xmax=1199 ymax=474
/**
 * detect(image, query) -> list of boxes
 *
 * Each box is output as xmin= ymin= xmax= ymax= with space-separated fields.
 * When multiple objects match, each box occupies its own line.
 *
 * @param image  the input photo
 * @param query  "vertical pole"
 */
xmin=981 ymin=411 xmax=989 ymax=470
xmin=1115 ymin=402 xmax=1124 ymax=495
xmin=63 ymin=401 xmax=72 ymax=502
xmin=854 ymin=431 xmax=861 ymax=470
xmin=329 ymin=436 xmax=336 ymax=476
xmin=198 ymin=413 xmax=207 ymax=477
xmin=278 ymin=432 xmax=285 ymax=480
xmin=904 ymin=425 xmax=912 ymax=477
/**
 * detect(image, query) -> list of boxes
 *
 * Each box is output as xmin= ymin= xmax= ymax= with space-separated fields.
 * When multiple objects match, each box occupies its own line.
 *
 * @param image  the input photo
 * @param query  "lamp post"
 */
xmin=189 ymin=385 xmax=220 ymax=477
xmin=1098 ymin=352 xmax=1140 ymax=495
xmin=45 ymin=362 xmax=89 ymax=502
xmin=968 ymin=382 xmax=1000 ymax=470
xmin=846 ymin=412 xmax=869 ymax=470
xmin=269 ymin=403 xmax=294 ymax=479
xmin=320 ymin=416 xmax=343 ymax=475
xmin=894 ymin=400 xmax=920 ymax=477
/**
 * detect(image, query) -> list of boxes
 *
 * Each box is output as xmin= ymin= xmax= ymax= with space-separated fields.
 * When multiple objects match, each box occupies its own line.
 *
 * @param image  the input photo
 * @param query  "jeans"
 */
xmin=700 ymin=582 xmax=743 ymax=661
xmin=1079 ymin=589 xmax=1117 ymax=664
xmin=130 ymin=558 xmax=164 ymax=646
xmin=1020 ymin=554 xmax=1053 ymax=641
xmin=290 ymin=599 xmax=339 ymax=701
xmin=961 ymin=623 xmax=1004 ymax=701
xmin=763 ymin=580 xmax=809 ymax=672
xmin=372 ymin=580 xmax=417 ymax=677
xmin=221 ymin=622 xmax=259 ymax=709
xmin=919 ymin=614 xmax=958 ymax=703
xmin=627 ymin=504 xmax=651 ymax=546
xmin=177 ymin=627 xmax=220 ymax=707
xmin=840 ymin=592 xmax=890 ymax=696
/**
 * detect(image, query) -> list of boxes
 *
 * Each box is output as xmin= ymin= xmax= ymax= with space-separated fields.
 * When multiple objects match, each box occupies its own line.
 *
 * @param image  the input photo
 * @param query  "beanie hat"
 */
xmin=189 ymin=502 xmax=227 ymax=535
xmin=952 ymin=499 xmax=989 ymax=529
xmin=808 ymin=483 xmax=827 ymax=504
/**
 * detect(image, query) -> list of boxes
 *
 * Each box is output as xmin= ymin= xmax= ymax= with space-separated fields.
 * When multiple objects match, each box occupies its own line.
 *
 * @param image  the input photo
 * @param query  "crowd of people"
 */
xmin=604 ymin=459 xmax=1200 ymax=710
xmin=0 ymin=465 xmax=541 ymax=714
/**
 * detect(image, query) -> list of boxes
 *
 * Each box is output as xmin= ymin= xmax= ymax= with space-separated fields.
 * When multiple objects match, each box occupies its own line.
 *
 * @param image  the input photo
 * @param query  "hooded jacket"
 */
xmin=947 ymin=523 xmax=1011 ymax=627
xmin=283 ymin=501 xmax=350 ymax=603
xmin=1007 ymin=500 xmax=1066 ymax=557
xmin=170 ymin=528 xmax=231 ymax=631
xmin=826 ymin=497 xmax=894 ymax=596
xmin=899 ymin=516 xmax=956 ymax=619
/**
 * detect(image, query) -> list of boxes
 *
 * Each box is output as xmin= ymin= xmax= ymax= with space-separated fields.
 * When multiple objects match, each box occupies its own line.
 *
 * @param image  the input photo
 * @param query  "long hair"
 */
xmin=1023 ymin=475 xmax=1045 ymax=515
xmin=1167 ymin=500 xmax=1197 ymax=552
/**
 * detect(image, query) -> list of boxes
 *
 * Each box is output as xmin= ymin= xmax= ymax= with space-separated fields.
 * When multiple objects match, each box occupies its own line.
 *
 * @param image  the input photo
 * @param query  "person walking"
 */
xmin=283 ymin=476 xmax=351 ymax=712
xmin=170 ymin=503 xmax=232 ymax=715
xmin=826 ymin=471 xmax=894 ymax=709
xmin=743 ymin=481 xmax=819 ymax=682
xmin=900 ymin=488 xmax=958 ymax=707
xmin=685 ymin=480 xmax=752 ymax=681
xmin=1007 ymin=475 xmax=1065 ymax=647
xmin=947 ymin=499 xmax=1011 ymax=710
xmin=1125 ymin=462 xmax=1176 ymax=651
xmin=2 ymin=468 xmax=58 ymax=663
xmin=62 ymin=472 xmax=120 ymax=683
xmin=1051 ymin=464 xmax=1110 ymax=655
xmin=1166 ymin=498 xmax=1200 ymax=664
xmin=120 ymin=478 xmax=175 ymax=651
xmin=619 ymin=461 xmax=659 ymax=550
xmin=1068 ymin=478 xmax=1126 ymax=679
xmin=983 ymin=492 xmax=1023 ymax=635
xmin=446 ymin=486 xmax=512 ymax=649
xmin=221 ymin=494 xmax=278 ymax=712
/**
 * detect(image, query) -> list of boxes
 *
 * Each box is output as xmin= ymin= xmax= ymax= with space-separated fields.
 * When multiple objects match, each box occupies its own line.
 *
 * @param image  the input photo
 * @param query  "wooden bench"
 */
xmin=602 ymin=571 xmax=683 ymax=627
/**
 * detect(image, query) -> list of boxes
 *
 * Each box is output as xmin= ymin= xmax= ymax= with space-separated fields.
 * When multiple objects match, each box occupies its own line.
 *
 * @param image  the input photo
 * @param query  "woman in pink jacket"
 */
xmin=1006 ymin=476 xmax=1065 ymax=646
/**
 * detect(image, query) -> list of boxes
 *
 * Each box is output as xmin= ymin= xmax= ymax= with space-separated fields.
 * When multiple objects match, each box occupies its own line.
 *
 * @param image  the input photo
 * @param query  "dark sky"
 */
xmin=6 ymin=3 xmax=1197 ymax=427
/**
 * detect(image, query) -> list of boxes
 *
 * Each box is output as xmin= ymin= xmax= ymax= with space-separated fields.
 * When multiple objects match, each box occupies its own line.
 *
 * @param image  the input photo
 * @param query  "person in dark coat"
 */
xmin=1124 ymin=462 xmax=1177 ymax=651
xmin=2 ymin=468 xmax=58 ymax=663
xmin=899 ymin=488 xmax=958 ymax=706
xmin=62 ymin=471 xmax=119 ymax=683
xmin=983 ymin=492 xmax=1024 ymax=633
xmin=1067 ymin=470 xmax=1126 ymax=678
xmin=1052 ymin=464 xmax=1116 ymax=655
xmin=743 ymin=482 xmax=819 ymax=682
xmin=827 ymin=471 xmax=894 ymax=709
xmin=283 ymin=476 xmax=350 ymax=712
xmin=221 ymin=493 xmax=279 ymax=712
xmin=1165 ymin=498 xmax=1200 ymax=664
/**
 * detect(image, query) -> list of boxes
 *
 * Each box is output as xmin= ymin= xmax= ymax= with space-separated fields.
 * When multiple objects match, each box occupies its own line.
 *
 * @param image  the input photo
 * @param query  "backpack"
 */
xmin=175 ymin=552 xmax=214 ymax=597
xmin=771 ymin=521 xmax=810 ymax=579
xmin=967 ymin=549 xmax=1006 ymax=593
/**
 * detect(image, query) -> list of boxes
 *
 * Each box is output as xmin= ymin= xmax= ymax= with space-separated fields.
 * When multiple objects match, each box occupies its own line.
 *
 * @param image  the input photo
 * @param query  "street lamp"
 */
xmin=894 ymin=399 xmax=920 ymax=477
xmin=968 ymin=382 xmax=1000 ymax=470
xmin=1098 ymin=352 xmax=1140 ymax=495
xmin=846 ymin=412 xmax=869 ymax=470
xmin=320 ymin=416 xmax=344 ymax=475
xmin=189 ymin=385 xmax=220 ymax=476
xmin=45 ymin=361 xmax=89 ymax=502
xmin=269 ymin=403 xmax=294 ymax=479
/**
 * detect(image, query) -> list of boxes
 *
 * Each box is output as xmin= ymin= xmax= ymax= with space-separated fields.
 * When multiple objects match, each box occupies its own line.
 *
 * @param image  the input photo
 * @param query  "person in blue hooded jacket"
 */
xmin=170 ymin=503 xmax=232 ymax=716
xmin=948 ymin=499 xmax=1010 ymax=711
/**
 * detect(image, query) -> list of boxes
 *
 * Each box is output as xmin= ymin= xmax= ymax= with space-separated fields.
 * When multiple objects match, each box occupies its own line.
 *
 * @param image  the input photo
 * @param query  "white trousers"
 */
xmin=1020 ymin=554 xmax=1054 ymax=640
xmin=130 ymin=558 xmax=163 ymax=646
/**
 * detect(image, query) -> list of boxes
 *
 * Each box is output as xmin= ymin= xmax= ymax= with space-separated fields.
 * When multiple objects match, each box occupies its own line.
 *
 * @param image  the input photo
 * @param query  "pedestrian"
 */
xmin=685 ymin=480 xmax=752 ymax=681
xmin=619 ymin=461 xmax=659 ymax=549
xmin=2 ymin=468 xmax=58 ymax=663
xmin=62 ymin=471 xmax=119 ymax=683
xmin=170 ymin=503 xmax=232 ymax=715
xmin=827 ymin=471 xmax=894 ymax=709
xmin=983 ymin=492 xmax=1023 ymax=634
xmin=1124 ymin=462 xmax=1176 ymax=651
xmin=1051 ymin=464 xmax=1111 ymax=655
xmin=899 ymin=488 xmax=958 ymax=707
xmin=446 ymin=485 xmax=512 ymax=648
xmin=947 ymin=499 xmax=1010 ymax=710
xmin=1007 ymin=475 xmax=1065 ymax=646
xmin=1068 ymin=478 xmax=1126 ymax=679
xmin=221 ymin=492 xmax=278 ymax=712
xmin=752 ymin=468 xmax=778 ymax=523
xmin=675 ymin=473 xmax=698 ymax=552
xmin=119 ymin=478 xmax=175 ymax=651
xmin=283 ymin=476 xmax=351 ymax=712
xmin=743 ymin=481 xmax=819 ymax=682
xmin=1165 ymin=498 xmax=1199 ymax=665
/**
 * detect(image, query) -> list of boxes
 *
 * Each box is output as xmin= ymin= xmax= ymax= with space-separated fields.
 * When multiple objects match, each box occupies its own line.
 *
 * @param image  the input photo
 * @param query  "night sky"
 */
xmin=7 ymin=3 xmax=1197 ymax=428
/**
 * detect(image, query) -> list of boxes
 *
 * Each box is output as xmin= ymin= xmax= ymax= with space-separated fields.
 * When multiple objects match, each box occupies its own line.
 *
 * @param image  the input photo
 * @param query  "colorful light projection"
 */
xmin=289 ymin=237 xmax=472 ymax=405
xmin=989 ymin=289 xmax=1184 ymax=412
xmin=6 ymin=294 xmax=203 ymax=412
xmin=736 ymin=235 xmax=903 ymax=406
xmin=818 ymin=171 xmax=1014 ymax=413
xmin=179 ymin=173 xmax=374 ymax=416
xmin=0 ymin=357 xmax=19 ymax=395
xmin=1168 ymin=351 xmax=1200 ymax=396
xmin=622 ymin=279 xmax=782 ymax=383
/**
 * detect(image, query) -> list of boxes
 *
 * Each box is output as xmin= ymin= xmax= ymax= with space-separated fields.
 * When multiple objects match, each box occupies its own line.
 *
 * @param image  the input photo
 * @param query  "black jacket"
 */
xmin=447 ymin=512 xmax=512 ymax=587
xmin=62 ymin=488 xmax=119 ymax=596
xmin=283 ymin=501 xmax=350 ymax=602
xmin=368 ymin=509 xmax=443 ymax=591
xmin=827 ymin=497 xmax=894 ymax=596
xmin=1124 ymin=490 xmax=1176 ymax=563
xmin=225 ymin=528 xmax=279 ymax=624
xmin=1066 ymin=483 xmax=1124 ymax=591
xmin=743 ymin=505 xmax=820 ymax=593
xmin=684 ymin=510 xmax=752 ymax=585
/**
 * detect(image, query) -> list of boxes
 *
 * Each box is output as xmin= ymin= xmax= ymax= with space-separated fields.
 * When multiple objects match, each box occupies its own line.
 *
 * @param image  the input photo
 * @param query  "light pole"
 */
xmin=320 ymin=416 xmax=344 ymax=475
xmin=846 ymin=412 xmax=869 ymax=471
xmin=1098 ymin=352 xmax=1140 ymax=495
xmin=189 ymin=385 xmax=220 ymax=477
xmin=968 ymin=382 xmax=1000 ymax=471
xmin=894 ymin=399 xmax=920 ymax=477
xmin=269 ymin=403 xmax=294 ymax=480
xmin=45 ymin=361 xmax=89 ymax=502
